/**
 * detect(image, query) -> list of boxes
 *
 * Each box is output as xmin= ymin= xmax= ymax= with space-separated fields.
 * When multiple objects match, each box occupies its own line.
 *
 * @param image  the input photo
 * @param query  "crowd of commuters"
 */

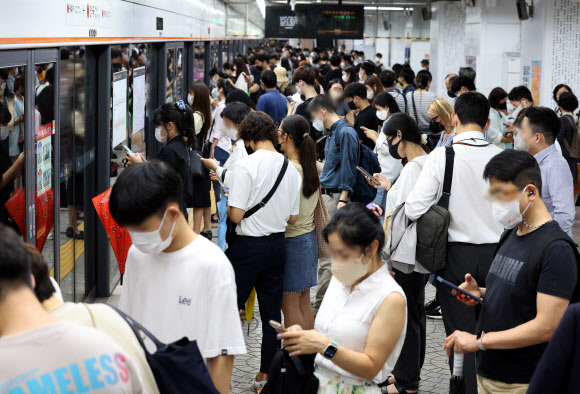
xmin=2 ymin=41 xmax=580 ymax=394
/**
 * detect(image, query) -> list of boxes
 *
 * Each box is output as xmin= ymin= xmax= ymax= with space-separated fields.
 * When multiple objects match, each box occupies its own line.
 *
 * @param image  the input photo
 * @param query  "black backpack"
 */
xmin=495 ymin=227 xmax=580 ymax=302
xmin=109 ymin=306 xmax=219 ymax=394
xmin=262 ymin=349 xmax=319 ymax=394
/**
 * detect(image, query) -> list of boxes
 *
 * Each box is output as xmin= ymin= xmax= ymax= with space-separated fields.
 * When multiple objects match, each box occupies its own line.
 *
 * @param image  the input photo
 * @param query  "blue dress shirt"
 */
xmin=319 ymin=118 xmax=359 ymax=192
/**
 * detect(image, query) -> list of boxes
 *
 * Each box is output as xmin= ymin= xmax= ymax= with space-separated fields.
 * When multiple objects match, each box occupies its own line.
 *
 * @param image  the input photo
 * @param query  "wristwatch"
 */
xmin=476 ymin=331 xmax=486 ymax=351
xmin=323 ymin=340 xmax=338 ymax=359
xmin=338 ymin=200 xmax=349 ymax=204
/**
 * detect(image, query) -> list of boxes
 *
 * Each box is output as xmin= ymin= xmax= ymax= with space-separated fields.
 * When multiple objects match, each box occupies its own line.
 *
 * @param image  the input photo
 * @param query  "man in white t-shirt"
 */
xmin=110 ymin=161 xmax=246 ymax=393
xmin=0 ymin=224 xmax=144 ymax=394
xmin=226 ymin=111 xmax=301 ymax=390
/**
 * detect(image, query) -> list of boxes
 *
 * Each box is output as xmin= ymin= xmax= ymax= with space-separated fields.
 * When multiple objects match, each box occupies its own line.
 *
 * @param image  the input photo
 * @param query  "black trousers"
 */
xmin=438 ymin=242 xmax=497 ymax=394
xmin=226 ymin=232 xmax=286 ymax=374
xmin=391 ymin=270 xmax=428 ymax=390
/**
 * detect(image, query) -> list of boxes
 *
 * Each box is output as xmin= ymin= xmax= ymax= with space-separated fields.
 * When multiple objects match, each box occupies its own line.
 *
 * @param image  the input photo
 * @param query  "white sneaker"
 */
xmin=252 ymin=377 xmax=266 ymax=392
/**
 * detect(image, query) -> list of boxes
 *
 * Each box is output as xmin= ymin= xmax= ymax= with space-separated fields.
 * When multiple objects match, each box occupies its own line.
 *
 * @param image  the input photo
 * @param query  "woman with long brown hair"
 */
xmin=188 ymin=82 xmax=213 ymax=239
xmin=277 ymin=115 xmax=320 ymax=330
xmin=232 ymin=56 xmax=249 ymax=93
xmin=364 ymin=75 xmax=385 ymax=103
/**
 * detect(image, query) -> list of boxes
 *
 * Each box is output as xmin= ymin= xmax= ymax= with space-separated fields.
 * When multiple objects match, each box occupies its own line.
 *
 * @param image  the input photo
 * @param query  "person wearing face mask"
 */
xmin=306 ymin=95 xmax=359 ymax=310
xmin=364 ymin=75 xmax=385 ymax=105
xmin=405 ymin=92 xmax=504 ymax=394
xmin=342 ymin=66 xmax=357 ymax=86
xmin=449 ymin=76 xmax=476 ymax=99
xmin=366 ymin=113 xmax=429 ymax=394
xmin=293 ymin=66 xmax=322 ymax=139
xmin=445 ymin=73 xmax=458 ymax=100
xmin=125 ymin=101 xmax=195 ymax=219
xmin=374 ymin=53 xmax=385 ymax=71
xmin=513 ymin=106 xmax=575 ymax=237
xmin=427 ymin=97 xmax=456 ymax=148
xmin=359 ymin=61 xmax=375 ymax=84
xmin=420 ymin=59 xmax=429 ymax=71
xmin=380 ymin=70 xmax=408 ymax=114
xmin=0 ymin=102 xmax=24 ymax=229
xmin=256 ymin=70 xmax=287 ymax=126
xmin=556 ymin=92 xmax=579 ymax=188
xmin=324 ymin=55 xmax=343 ymax=88
xmin=278 ymin=203 xmax=407 ymax=393
xmin=110 ymin=161 xmax=246 ymax=394
xmin=444 ymin=150 xmax=578 ymax=394
xmin=276 ymin=115 xmax=320 ymax=332
xmin=398 ymin=68 xmax=416 ymax=95
xmin=487 ymin=88 xmax=514 ymax=149
xmin=361 ymin=93 xmax=403 ymax=215
xmin=226 ymin=112 xmax=301 ymax=390
xmin=232 ymin=56 xmax=250 ymax=93
xmin=507 ymin=85 xmax=533 ymax=123
xmin=8 ymin=78 xmax=25 ymax=160
xmin=344 ymin=82 xmax=379 ymax=149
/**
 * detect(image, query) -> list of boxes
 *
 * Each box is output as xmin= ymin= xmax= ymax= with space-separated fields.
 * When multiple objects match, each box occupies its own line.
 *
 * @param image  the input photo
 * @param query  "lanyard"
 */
xmin=452 ymin=137 xmax=490 ymax=147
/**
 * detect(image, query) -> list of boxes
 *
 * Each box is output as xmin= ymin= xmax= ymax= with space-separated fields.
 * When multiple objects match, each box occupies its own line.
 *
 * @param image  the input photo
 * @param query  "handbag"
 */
xmin=313 ymin=187 xmax=330 ymax=258
xmin=226 ymin=156 xmax=289 ymax=246
xmin=188 ymin=112 xmax=208 ymax=180
xmin=109 ymin=305 xmax=219 ymax=394
xmin=262 ymin=348 xmax=319 ymax=394
xmin=415 ymin=146 xmax=454 ymax=272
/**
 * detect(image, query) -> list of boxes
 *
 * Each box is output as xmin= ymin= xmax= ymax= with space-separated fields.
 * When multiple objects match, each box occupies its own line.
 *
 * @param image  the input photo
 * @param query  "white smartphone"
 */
xmin=122 ymin=144 xmax=134 ymax=156
xmin=269 ymin=320 xmax=287 ymax=333
xmin=356 ymin=166 xmax=380 ymax=185
xmin=196 ymin=153 xmax=203 ymax=159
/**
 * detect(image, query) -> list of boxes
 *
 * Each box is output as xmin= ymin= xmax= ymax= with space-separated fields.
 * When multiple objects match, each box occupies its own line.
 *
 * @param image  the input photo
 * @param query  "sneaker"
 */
xmin=425 ymin=297 xmax=440 ymax=313
xmin=200 ymin=230 xmax=213 ymax=240
xmin=253 ymin=377 xmax=266 ymax=392
xmin=65 ymin=227 xmax=85 ymax=240
xmin=426 ymin=305 xmax=442 ymax=319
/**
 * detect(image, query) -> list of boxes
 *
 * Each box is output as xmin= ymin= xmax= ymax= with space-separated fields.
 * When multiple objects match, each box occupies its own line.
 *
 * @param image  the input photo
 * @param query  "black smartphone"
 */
xmin=436 ymin=276 xmax=483 ymax=303
xmin=356 ymin=166 xmax=380 ymax=185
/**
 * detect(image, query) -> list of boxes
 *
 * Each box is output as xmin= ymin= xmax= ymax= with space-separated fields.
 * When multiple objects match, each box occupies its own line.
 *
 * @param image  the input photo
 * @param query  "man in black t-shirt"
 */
xmin=443 ymin=150 xmax=578 ymax=394
xmin=344 ymin=82 xmax=378 ymax=149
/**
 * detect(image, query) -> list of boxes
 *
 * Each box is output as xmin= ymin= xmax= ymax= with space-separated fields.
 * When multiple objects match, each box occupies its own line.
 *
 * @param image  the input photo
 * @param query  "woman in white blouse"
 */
xmin=280 ymin=203 xmax=406 ymax=393
xmin=487 ymin=87 xmax=514 ymax=149
xmin=232 ymin=57 xmax=250 ymax=93
xmin=367 ymin=113 xmax=429 ymax=394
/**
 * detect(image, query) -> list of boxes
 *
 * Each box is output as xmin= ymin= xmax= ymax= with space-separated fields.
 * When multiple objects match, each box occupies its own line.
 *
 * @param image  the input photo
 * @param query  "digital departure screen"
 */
xmin=265 ymin=5 xmax=364 ymax=39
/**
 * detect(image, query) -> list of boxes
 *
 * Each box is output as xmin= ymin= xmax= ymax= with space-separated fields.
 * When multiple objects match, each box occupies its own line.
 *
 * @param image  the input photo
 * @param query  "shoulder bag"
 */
xmin=108 ymin=305 xmax=219 ymax=394
xmin=313 ymin=187 xmax=330 ymax=258
xmin=415 ymin=146 xmax=454 ymax=272
xmin=225 ymin=156 xmax=289 ymax=246
xmin=188 ymin=111 xmax=207 ymax=180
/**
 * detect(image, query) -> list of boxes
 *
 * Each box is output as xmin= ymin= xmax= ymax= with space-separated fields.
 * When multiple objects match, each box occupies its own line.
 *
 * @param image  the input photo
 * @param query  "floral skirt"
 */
xmin=314 ymin=369 xmax=381 ymax=394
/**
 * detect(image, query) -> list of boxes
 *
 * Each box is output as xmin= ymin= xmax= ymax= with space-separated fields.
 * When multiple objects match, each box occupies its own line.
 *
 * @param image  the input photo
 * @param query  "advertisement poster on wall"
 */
xmin=36 ymin=123 xmax=52 ymax=196
xmin=132 ymin=66 xmax=146 ymax=134
xmin=112 ymin=70 xmax=127 ymax=148
xmin=531 ymin=61 xmax=541 ymax=105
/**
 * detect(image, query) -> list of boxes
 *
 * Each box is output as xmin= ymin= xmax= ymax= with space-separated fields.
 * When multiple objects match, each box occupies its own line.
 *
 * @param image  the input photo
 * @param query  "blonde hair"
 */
xmin=427 ymin=97 xmax=454 ymax=127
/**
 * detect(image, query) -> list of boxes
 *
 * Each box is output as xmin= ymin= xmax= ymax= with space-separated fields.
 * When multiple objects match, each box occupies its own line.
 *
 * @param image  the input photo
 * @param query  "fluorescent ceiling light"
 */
xmin=364 ymin=6 xmax=405 ymax=11
xmin=256 ymin=0 xmax=266 ymax=18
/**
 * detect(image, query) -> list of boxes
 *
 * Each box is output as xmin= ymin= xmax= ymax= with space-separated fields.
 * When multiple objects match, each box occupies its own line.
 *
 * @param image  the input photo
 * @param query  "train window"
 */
xmin=194 ymin=43 xmax=205 ymax=82
xmin=175 ymin=47 xmax=184 ymax=101
xmin=0 ymin=65 xmax=27 ymax=255
xmin=166 ymin=48 xmax=175 ymax=103
xmin=129 ymin=43 xmax=150 ymax=158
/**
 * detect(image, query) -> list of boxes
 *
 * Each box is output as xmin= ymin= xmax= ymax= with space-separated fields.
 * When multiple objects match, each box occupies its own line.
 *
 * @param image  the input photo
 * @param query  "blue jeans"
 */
xmin=373 ymin=188 xmax=387 ymax=224
xmin=214 ymin=147 xmax=230 ymax=251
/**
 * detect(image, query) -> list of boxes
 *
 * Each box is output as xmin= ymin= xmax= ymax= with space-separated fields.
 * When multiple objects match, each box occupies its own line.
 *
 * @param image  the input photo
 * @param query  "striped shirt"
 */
xmin=387 ymin=87 xmax=408 ymax=114
xmin=406 ymin=91 xmax=438 ymax=134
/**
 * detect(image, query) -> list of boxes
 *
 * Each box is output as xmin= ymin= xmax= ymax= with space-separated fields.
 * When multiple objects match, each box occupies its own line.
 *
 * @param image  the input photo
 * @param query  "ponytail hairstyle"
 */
xmin=217 ymin=78 xmax=235 ymax=98
xmin=383 ymin=112 xmax=430 ymax=153
xmin=323 ymin=202 xmax=385 ymax=253
xmin=415 ymin=70 xmax=432 ymax=90
xmin=280 ymin=115 xmax=320 ymax=198
xmin=153 ymin=100 xmax=196 ymax=148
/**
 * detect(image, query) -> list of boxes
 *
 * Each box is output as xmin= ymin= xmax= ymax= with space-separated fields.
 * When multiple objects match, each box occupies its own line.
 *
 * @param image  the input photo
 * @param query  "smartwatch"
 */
xmin=323 ymin=340 xmax=338 ymax=359
xmin=476 ymin=331 xmax=486 ymax=351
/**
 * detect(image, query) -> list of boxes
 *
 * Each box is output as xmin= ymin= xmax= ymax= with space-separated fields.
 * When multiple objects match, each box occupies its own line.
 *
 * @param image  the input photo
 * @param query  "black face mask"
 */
xmin=447 ymin=89 xmax=456 ymax=98
xmin=498 ymin=101 xmax=508 ymax=110
xmin=348 ymin=100 xmax=357 ymax=111
xmin=387 ymin=138 xmax=402 ymax=160
xmin=245 ymin=145 xmax=254 ymax=155
xmin=429 ymin=120 xmax=445 ymax=134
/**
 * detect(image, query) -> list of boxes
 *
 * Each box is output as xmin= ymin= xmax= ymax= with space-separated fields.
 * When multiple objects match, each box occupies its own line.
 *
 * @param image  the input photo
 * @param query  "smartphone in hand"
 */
xmin=357 ymin=166 xmax=380 ymax=185
xmin=122 ymin=144 xmax=134 ymax=156
xmin=435 ymin=276 xmax=483 ymax=303
xmin=269 ymin=320 xmax=287 ymax=333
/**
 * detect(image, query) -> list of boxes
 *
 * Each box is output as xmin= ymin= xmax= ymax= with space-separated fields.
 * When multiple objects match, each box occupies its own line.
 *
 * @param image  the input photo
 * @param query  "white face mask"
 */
xmin=211 ymin=87 xmax=219 ymax=99
xmin=491 ymin=187 xmax=531 ymax=229
xmin=187 ymin=93 xmax=194 ymax=106
xmin=128 ymin=211 xmax=176 ymax=255
xmin=367 ymin=90 xmax=374 ymax=100
xmin=0 ymin=126 xmax=9 ymax=140
xmin=313 ymin=117 xmax=324 ymax=132
xmin=155 ymin=127 xmax=167 ymax=143
xmin=225 ymin=127 xmax=238 ymax=141
xmin=514 ymin=131 xmax=538 ymax=152
xmin=296 ymin=81 xmax=303 ymax=95
xmin=331 ymin=253 xmax=370 ymax=286
xmin=211 ymin=75 xmax=219 ymax=86
xmin=340 ymin=62 xmax=345 ymax=68
xmin=376 ymin=109 xmax=388 ymax=121
xmin=375 ymin=57 xmax=381 ymax=63
xmin=342 ymin=74 xmax=348 ymax=83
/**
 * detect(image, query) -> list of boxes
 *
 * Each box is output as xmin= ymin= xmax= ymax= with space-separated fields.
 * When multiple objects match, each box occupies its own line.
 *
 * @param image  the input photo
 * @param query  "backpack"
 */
xmin=562 ymin=115 xmax=580 ymax=160
xmin=495 ymin=227 xmax=580 ymax=303
xmin=351 ymin=143 xmax=381 ymax=204
xmin=262 ymin=349 xmax=319 ymax=394
xmin=415 ymin=146 xmax=454 ymax=272
xmin=109 ymin=306 xmax=219 ymax=394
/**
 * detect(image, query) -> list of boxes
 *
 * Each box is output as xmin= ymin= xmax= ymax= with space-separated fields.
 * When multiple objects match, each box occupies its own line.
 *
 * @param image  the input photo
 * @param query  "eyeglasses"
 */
xmin=429 ymin=115 xmax=439 ymax=122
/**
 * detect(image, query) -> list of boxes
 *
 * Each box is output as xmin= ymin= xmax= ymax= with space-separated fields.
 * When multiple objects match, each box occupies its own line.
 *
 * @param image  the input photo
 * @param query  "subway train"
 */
xmin=0 ymin=0 xmax=265 ymax=301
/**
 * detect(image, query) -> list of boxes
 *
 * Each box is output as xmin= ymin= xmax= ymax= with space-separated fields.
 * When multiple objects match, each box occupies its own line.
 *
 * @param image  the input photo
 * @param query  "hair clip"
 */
xmin=303 ymin=133 xmax=309 ymax=138
xmin=175 ymin=100 xmax=186 ymax=112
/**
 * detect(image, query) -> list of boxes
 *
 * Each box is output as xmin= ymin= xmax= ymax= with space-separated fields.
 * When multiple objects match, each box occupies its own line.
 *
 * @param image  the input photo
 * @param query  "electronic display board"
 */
xmin=265 ymin=5 xmax=364 ymax=39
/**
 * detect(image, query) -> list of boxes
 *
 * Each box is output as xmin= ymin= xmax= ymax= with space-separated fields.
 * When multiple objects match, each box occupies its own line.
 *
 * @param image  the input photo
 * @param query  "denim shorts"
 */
xmin=283 ymin=230 xmax=318 ymax=293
